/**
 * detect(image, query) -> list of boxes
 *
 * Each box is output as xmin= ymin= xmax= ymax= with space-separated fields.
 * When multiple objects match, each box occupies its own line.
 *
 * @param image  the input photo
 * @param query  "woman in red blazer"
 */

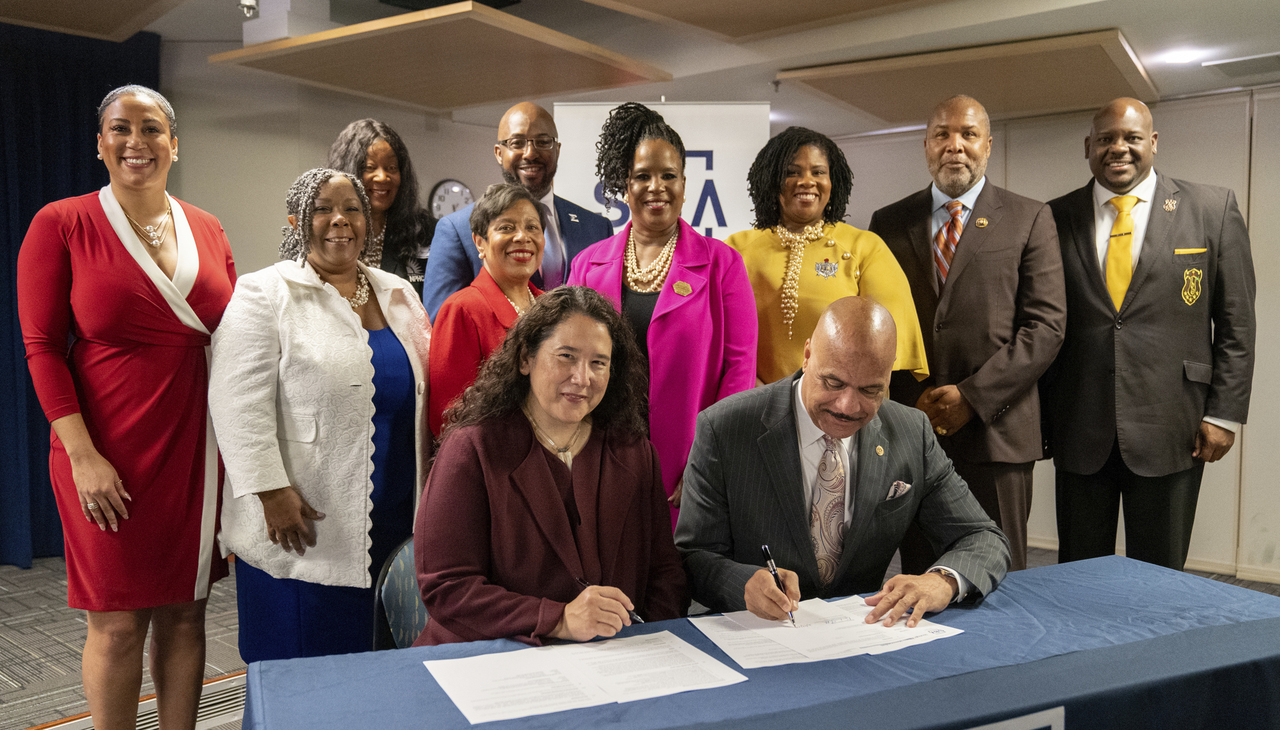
xmin=415 ymin=287 xmax=687 ymax=645
xmin=568 ymin=103 xmax=757 ymax=527
xmin=427 ymin=184 xmax=545 ymax=436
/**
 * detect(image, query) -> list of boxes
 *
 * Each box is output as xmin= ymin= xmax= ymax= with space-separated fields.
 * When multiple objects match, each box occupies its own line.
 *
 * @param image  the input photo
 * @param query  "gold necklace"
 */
xmin=625 ymin=226 xmax=678 ymax=293
xmin=123 ymin=202 xmax=172 ymax=248
xmin=774 ymin=222 xmax=831 ymax=338
xmin=521 ymin=402 xmax=589 ymax=469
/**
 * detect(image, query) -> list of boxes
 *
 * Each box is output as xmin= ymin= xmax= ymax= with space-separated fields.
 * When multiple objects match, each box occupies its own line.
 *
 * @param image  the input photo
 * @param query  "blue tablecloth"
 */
xmin=244 ymin=557 xmax=1280 ymax=729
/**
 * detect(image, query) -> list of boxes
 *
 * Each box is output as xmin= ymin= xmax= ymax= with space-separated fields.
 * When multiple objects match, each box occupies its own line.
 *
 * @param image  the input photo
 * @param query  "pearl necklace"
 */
xmin=774 ymin=222 xmax=831 ymax=339
xmin=361 ymin=222 xmax=385 ymax=267
xmin=123 ymin=202 xmax=172 ymax=248
xmin=522 ymin=402 xmax=590 ymax=469
xmin=503 ymin=285 xmax=533 ymax=316
xmin=344 ymin=270 xmax=371 ymax=309
xmin=625 ymin=226 xmax=678 ymax=293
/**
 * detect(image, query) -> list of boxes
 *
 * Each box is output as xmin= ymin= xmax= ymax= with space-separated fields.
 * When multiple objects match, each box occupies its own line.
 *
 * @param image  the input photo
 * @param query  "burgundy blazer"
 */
xmin=413 ymin=411 xmax=688 ymax=646
xmin=427 ymin=268 xmax=542 ymax=436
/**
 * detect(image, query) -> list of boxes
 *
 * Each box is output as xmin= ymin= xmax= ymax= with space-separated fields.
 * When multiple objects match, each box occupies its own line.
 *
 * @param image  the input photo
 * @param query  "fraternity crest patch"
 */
xmin=1182 ymin=268 xmax=1202 ymax=305
xmin=815 ymin=259 xmax=838 ymax=278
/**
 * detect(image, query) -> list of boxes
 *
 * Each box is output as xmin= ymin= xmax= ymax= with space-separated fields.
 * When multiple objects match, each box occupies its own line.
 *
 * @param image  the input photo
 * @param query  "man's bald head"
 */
xmin=495 ymin=102 xmax=560 ymax=199
xmin=1086 ymin=97 xmax=1157 ymax=194
xmin=801 ymin=297 xmax=897 ymax=439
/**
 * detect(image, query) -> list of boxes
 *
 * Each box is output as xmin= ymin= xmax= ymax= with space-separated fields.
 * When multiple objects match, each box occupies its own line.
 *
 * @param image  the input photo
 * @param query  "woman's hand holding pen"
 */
xmin=550 ymin=585 xmax=635 ymax=641
xmin=744 ymin=567 xmax=800 ymax=621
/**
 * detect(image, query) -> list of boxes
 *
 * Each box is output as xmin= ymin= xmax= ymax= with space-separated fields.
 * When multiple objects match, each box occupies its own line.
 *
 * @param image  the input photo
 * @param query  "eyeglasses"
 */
xmin=498 ymin=136 xmax=558 ymax=151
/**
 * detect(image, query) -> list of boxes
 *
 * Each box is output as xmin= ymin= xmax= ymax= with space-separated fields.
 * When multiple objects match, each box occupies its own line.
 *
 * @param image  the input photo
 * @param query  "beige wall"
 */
xmin=160 ymin=41 xmax=504 ymax=276
xmin=839 ymin=90 xmax=1271 ymax=579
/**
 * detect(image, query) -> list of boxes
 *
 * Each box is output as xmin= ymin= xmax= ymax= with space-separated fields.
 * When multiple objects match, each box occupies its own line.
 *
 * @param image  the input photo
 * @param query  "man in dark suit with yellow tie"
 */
xmin=868 ymin=95 xmax=1067 ymax=573
xmin=1043 ymin=98 xmax=1256 ymax=570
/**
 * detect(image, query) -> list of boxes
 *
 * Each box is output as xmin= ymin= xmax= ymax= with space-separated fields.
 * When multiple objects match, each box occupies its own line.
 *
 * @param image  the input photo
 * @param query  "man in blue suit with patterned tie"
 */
xmin=422 ymin=102 xmax=612 ymax=320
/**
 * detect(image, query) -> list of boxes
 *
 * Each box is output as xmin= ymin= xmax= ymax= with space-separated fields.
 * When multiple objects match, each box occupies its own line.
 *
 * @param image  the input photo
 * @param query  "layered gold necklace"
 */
xmin=123 ymin=202 xmax=172 ymax=248
xmin=774 ymin=222 xmax=831 ymax=338
xmin=624 ymin=226 xmax=678 ymax=293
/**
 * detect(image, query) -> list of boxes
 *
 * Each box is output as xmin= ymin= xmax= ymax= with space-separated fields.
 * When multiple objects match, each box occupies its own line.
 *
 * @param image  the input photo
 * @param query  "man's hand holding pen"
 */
xmin=744 ymin=567 xmax=800 ymax=622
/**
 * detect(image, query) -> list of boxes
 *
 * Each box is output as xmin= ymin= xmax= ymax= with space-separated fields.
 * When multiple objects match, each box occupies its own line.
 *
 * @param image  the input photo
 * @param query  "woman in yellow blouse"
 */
xmin=726 ymin=127 xmax=927 ymax=385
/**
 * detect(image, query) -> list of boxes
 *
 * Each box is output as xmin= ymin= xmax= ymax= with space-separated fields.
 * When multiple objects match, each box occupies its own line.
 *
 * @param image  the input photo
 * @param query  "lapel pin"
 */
xmin=975 ymin=217 xmax=989 ymax=228
xmin=673 ymin=280 xmax=692 ymax=296
xmin=1164 ymin=199 xmax=1177 ymax=212
xmin=569 ymin=213 xmax=579 ymax=222
xmin=815 ymin=260 xmax=837 ymax=278
xmin=876 ymin=445 xmax=884 ymax=456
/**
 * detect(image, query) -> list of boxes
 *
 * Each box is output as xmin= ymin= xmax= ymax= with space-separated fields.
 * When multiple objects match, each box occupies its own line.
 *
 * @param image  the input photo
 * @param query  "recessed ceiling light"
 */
xmin=1157 ymin=48 xmax=1211 ymax=64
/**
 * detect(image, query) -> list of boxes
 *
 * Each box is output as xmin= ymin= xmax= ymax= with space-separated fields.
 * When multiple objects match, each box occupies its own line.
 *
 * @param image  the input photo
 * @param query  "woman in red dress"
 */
xmin=17 ymin=85 xmax=236 ymax=730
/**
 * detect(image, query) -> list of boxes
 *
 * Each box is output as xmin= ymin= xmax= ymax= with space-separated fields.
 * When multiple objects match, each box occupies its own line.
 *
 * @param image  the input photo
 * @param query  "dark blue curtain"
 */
xmin=1 ymin=23 xmax=161 ymax=568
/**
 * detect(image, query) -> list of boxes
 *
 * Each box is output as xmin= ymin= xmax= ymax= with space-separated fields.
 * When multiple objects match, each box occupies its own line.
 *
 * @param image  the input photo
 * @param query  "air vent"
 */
xmin=1203 ymin=52 xmax=1280 ymax=78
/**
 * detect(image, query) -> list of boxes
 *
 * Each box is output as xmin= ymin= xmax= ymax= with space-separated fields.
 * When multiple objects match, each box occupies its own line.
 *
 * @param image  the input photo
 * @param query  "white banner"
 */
xmin=553 ymin=102 xmax=771 ymax=241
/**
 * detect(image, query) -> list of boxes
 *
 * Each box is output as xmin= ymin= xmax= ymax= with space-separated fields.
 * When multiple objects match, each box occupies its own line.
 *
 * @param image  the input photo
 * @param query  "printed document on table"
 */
xmin=691 ymin=598 xmax=962 ymax=668
xmin=424 ymin=631 xmax=746 ymax=724
xmin=687 ymin=615 xmax=819 ymax=669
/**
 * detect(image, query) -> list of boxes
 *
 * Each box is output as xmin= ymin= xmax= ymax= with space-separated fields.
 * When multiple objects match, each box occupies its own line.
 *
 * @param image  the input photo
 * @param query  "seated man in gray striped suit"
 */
xmin=675 ymin=297 xmax=1010 ymax=626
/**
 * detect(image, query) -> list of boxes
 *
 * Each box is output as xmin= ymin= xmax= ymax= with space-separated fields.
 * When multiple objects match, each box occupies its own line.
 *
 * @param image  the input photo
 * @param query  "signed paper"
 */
xmin=690 ymin=598 xmax=962 ymax=669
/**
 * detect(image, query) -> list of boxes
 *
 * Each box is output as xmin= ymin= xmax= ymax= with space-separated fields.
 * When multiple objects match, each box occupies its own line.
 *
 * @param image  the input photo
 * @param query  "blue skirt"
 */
xmin=236 ymin=327 xmax=416 ymax=663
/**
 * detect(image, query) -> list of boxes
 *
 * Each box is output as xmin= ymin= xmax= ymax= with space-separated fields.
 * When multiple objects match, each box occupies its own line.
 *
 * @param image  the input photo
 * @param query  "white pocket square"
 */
xmin=886 ymin=481 xmax=912 ymax=500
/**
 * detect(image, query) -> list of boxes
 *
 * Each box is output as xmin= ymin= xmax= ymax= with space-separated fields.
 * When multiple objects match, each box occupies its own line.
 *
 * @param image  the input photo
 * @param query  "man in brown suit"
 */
xmin=868 ymin=95 xmax=1066 ymax=571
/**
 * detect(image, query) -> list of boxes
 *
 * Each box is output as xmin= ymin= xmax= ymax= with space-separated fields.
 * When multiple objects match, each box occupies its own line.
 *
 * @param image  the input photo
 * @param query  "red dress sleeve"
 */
xmin=17 ymin=202 xmax=81 ymax=421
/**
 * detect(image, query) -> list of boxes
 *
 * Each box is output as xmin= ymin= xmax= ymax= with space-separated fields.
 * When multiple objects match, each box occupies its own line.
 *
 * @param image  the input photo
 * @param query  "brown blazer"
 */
xmin=413 ymin=411 xmax=687 ymax=646
xmin=1044 ymin=175 xmax=1255 ymax=477
xmin=869 ymin=182 xmax=1067 ymax=463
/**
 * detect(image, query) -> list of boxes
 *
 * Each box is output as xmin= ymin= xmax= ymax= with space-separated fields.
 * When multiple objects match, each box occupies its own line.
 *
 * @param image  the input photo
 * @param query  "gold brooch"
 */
xmin=1164 ymin=199 xmax=1178 ymax=212
xmin=975 ymin=218 xmax=989 ymax=228
xmin=876 ymin=445 xmax=884 ymax=456
xmin=673 ymin=280 xmax=692 ymax=296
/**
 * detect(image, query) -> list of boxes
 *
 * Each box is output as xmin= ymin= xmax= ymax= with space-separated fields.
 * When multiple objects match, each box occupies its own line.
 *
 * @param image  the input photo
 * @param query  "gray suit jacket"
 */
xmin=869 ymin=183 xmax=1066 ymax=463
xmin=674 ymin=373 xmax=1010 ymax=613
xmin=1043 ymin=173 xmax=1256 ymax=477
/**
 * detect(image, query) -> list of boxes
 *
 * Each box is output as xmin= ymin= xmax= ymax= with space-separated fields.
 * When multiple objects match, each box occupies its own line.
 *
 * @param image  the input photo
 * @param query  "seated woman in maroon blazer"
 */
xmin=427 ymin=183 xmax=545 ymax=436
xmin=414 ymin=286 xmax=688 ymax=645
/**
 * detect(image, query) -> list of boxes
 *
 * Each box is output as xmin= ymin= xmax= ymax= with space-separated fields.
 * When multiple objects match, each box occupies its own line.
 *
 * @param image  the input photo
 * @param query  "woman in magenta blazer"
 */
xmin=568 ymin=103 xmax=756 ymax=527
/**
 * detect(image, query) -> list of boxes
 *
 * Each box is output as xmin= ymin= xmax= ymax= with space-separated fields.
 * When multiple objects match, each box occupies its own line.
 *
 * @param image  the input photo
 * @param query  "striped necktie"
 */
xmin=1105 ymin=195 xmax=1140 ymax=310
xmin=934 ymin=200 xmax=964 ymax=285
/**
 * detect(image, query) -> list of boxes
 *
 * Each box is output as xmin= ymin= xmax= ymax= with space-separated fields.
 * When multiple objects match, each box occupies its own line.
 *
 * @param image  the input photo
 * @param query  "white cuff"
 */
xmin=927 ymin=566 xmax=970 ymax=603
xmin=1202 ymin=416 xmax=1240 ymax=433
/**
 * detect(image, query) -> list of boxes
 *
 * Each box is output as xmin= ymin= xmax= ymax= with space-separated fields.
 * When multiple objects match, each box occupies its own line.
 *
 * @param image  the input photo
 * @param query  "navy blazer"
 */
xmin=421 ymin=195 xmax=612 ymax=320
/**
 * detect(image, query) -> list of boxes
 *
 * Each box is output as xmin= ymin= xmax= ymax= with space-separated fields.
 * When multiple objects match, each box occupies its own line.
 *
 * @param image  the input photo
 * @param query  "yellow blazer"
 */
xmin=726 ymin=222 xmax=928 ymax=384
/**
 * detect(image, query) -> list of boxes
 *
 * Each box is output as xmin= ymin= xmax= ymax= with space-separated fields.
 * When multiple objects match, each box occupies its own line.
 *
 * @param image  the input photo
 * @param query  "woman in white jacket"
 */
xmin=210 ymin=168 xmax=430 ymax=662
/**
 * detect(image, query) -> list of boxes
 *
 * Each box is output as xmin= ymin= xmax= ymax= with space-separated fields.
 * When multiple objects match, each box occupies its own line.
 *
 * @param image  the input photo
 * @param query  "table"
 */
xmin=243 ymin=557 xmax=1280 ymax=729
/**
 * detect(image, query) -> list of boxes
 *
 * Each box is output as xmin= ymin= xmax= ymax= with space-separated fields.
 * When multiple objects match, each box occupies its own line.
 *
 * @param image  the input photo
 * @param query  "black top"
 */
xmin=620 ymin=285 xmax=660 ymax=364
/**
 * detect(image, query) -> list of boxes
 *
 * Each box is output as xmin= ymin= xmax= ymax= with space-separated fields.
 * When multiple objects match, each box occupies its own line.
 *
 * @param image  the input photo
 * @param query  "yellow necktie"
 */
xmin=1105 ymin=195 xmax=1140 ymax=310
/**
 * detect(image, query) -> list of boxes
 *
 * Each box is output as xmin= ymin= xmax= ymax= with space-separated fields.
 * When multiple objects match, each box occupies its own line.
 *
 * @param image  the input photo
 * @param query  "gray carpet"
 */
xmin=0 ymin=559 xmax=244 ymax=730
xmin=2 ymin=547 xmax=1278 ymax=729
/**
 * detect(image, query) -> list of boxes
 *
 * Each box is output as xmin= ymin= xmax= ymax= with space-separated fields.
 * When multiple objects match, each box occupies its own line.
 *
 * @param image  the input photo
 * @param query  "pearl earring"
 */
xmin=97 ymin=153 xmax=103 ymax=160
xmin=172 ymin=155 xmax=178 ymax=162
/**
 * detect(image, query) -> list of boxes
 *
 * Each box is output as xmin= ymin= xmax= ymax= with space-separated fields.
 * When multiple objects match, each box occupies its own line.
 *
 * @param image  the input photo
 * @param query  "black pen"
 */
xmin=761 ymin=545 xmax=795 ymax=626
xmin=576 ymin=577 xmax=644 ymax=624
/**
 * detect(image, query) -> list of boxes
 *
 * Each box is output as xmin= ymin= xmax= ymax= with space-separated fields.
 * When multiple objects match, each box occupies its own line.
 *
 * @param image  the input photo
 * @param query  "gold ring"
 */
xmin=935 ymin=426 xmax=948 ymax=436
xmin=86 ymin=502 xmax=100 ymax=510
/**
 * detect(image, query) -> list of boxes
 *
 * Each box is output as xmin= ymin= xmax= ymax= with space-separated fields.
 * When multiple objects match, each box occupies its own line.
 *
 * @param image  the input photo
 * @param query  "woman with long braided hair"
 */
xmin=567 ymin=102 xmax=756 ymax=527
xmin=726 ymin=126 xmax=927 ymax=385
